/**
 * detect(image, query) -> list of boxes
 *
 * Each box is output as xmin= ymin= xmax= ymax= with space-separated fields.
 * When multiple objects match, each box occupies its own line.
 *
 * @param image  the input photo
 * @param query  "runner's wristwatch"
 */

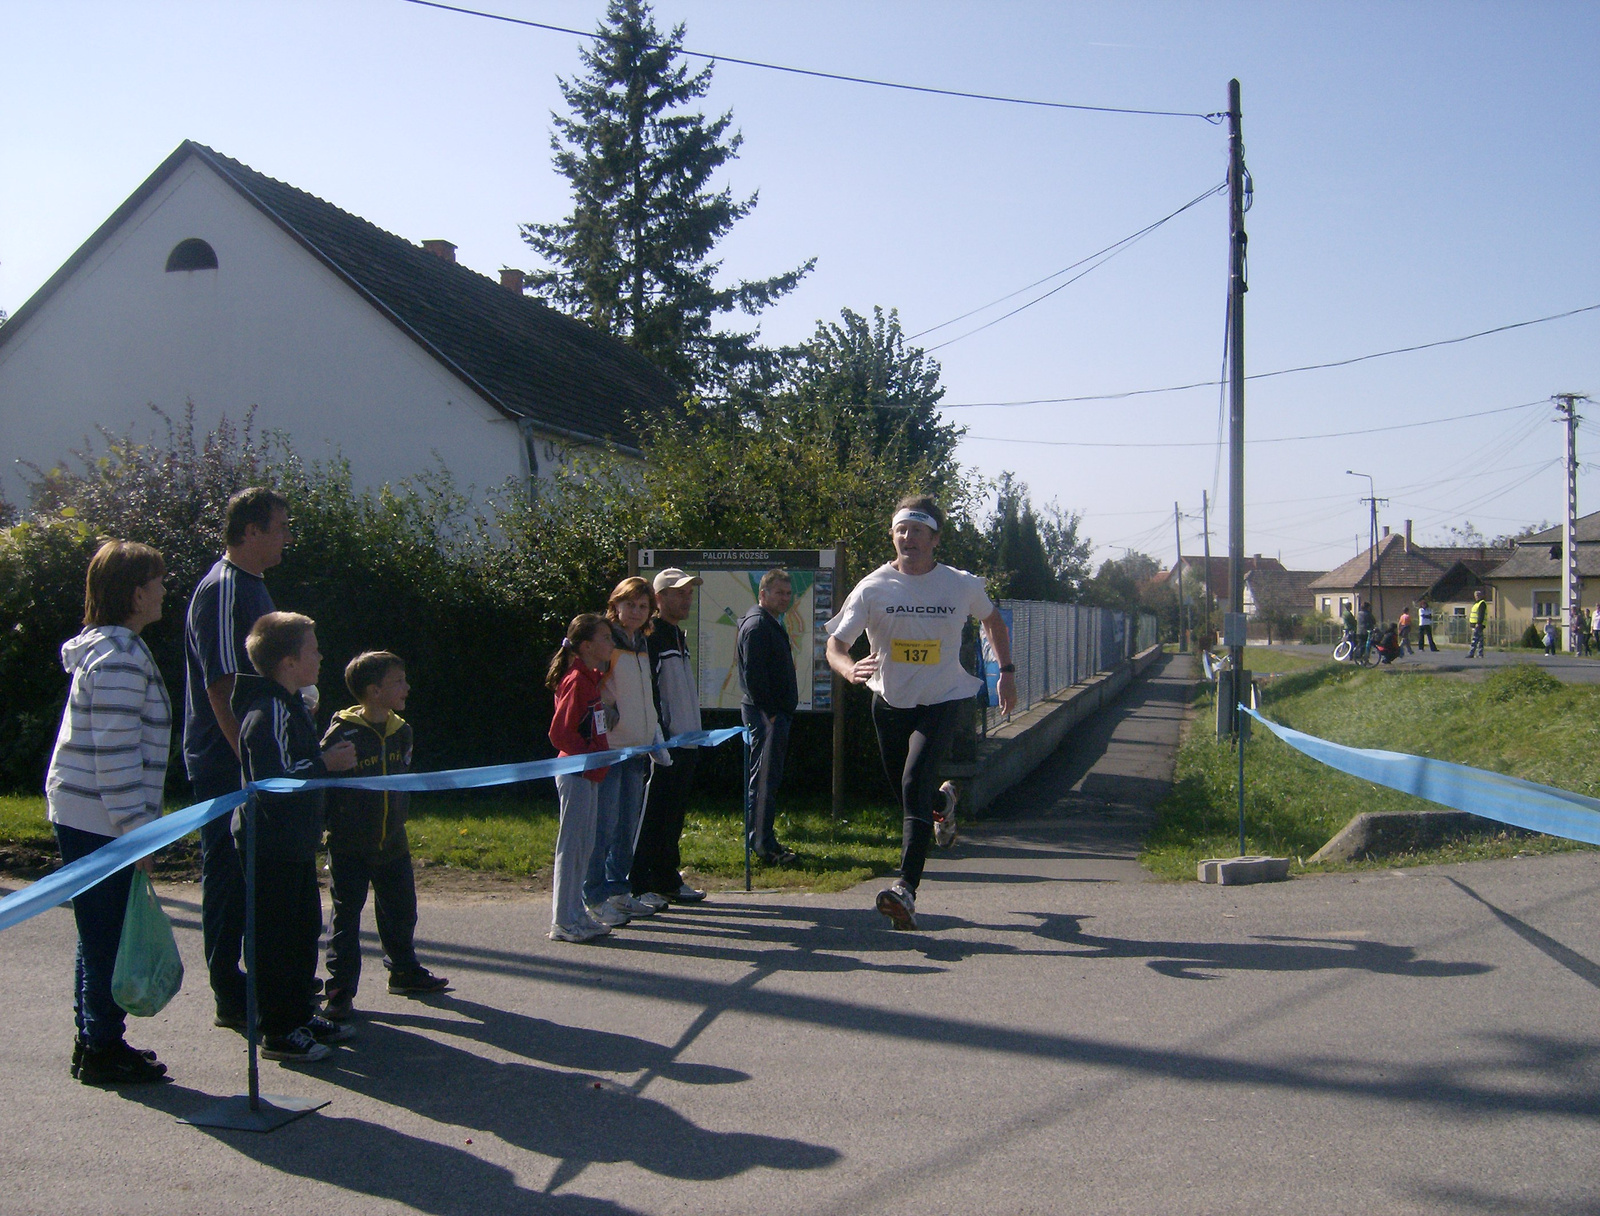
xmin=998 ymin=664 xmax=1015 ymax=673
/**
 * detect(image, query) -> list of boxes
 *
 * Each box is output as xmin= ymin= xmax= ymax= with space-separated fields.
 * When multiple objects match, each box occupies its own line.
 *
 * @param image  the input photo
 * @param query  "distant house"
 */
xmin=1485 ymin=512 xmax=1600 ymax=643
xmin=1166 ymin=554 xmax=1285 ymax=614
xmin=1307 ymin=524 xmax=1510 ymax=623
xmin=1243 ymin=567 xmax=1323 ymax=622
xmin=0 ymin=141 xmax=679 ymax=511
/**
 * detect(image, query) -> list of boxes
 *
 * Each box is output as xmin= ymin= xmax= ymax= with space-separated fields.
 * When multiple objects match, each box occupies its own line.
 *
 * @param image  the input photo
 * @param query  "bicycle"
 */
xmin=1332 ymin=630 xmax=1378 ymax=667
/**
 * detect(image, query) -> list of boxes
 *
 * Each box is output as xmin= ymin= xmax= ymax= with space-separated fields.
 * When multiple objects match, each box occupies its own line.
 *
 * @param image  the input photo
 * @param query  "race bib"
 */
xmin=592 ymin=707 xmax=609 ymax=738
xmin=890 ymin=638 xmax=940 ymax=665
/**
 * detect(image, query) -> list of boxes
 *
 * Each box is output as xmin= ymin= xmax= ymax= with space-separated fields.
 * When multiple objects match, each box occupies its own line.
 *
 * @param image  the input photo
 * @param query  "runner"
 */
xmin=825 ymin=495 xmax=1016 ymax=930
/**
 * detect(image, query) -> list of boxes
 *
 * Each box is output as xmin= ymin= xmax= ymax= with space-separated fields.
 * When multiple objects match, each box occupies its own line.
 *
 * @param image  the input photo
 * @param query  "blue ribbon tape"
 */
xmin=1241 ymin=706 xmax=1600 ymax=847
xmin=0 ymin=726 xmax=747 ymax=934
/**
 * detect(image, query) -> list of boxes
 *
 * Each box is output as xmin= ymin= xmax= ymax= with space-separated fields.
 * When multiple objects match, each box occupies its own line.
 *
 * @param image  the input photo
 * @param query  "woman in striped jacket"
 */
xmin=45 ymin=540 xmax=173 ymax=1086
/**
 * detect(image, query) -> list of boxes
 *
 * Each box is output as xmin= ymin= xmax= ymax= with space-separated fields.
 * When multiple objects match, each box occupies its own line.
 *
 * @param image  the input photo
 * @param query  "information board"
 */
xmin=635 ymin=548 xmax=838 ymax=712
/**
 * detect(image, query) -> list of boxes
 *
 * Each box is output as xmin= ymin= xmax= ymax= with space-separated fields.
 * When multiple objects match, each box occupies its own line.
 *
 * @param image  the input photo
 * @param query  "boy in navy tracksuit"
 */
xmin=234 ymin=612 xmax=357 ymax=1062
xmin=320 ymin=650 xmax=447 ymax=1020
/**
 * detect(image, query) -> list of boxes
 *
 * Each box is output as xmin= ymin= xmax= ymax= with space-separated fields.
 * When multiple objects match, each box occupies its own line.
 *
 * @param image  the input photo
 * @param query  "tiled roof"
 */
xmin=1518 ymin=511 xmax=1600 ymax=545
xmin=1244 ymin=567 xmax=1323 ymax=612
xmin=1489 ymin=541 xmax=1600 ymax=579
xmin=1176 ymin=555 xmax=1284 ymax=593
xmin=0 ymin=141 xmax=679 ymax=453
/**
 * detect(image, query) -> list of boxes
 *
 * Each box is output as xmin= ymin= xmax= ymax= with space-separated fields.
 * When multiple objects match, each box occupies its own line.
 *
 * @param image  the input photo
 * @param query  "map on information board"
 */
xmin=635 ymin=549 xmax=837 ymax=712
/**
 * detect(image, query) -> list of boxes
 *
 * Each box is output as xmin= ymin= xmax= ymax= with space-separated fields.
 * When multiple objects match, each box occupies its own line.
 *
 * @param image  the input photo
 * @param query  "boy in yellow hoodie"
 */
xmin=321 ymin=651 xmax=447 ymax=1020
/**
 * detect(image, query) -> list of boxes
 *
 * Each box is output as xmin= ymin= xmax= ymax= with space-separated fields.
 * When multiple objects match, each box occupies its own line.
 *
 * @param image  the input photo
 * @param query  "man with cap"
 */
xmin=629 ymin=567 xmax=710 ymax=903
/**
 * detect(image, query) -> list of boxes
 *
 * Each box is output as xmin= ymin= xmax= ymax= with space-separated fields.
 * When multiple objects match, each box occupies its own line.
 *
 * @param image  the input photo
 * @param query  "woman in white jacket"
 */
xmin=583 ymin=576 xmax=665 ymax=925
xmin=46 ymin=540 xmax=172 ymax=1085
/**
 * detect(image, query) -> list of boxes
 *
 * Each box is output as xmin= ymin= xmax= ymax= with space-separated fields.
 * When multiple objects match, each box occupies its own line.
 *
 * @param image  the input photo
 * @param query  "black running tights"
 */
xmin=871 ymin=696 xmax=962 ymax=892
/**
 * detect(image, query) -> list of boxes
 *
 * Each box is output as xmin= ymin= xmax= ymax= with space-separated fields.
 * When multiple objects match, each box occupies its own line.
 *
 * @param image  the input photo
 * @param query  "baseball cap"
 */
xmin=652 ymin=567 xmax=703 ymax=592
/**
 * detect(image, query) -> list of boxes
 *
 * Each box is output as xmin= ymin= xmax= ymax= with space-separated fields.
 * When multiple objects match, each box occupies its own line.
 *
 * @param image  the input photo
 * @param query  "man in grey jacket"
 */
xmin=737 ymin=568 xmax=799 ymax=865
xmin=630 ymin=568 xmax=709 ymax=903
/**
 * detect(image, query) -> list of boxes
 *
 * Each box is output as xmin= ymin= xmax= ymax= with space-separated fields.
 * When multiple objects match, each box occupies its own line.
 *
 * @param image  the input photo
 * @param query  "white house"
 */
xmin=0 ymin=141 xmax=678 ymax=511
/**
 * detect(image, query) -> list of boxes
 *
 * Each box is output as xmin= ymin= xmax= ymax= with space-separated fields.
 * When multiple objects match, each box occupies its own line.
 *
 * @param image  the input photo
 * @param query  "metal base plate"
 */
xmin=180 ymin=1093 xmax=328 ymax=1132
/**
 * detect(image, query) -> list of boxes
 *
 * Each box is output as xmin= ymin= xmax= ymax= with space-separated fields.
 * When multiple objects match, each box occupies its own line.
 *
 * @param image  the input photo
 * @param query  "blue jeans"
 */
xmin=54 ymin=823 xmax=134 ymax=1050
xmin=584 ymin=756 xmax=649 ymax=906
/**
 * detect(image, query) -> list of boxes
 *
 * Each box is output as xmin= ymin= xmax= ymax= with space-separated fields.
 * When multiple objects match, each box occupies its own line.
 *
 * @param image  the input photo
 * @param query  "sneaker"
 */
xmin=588 ymin=900 xmax=629 ymax=927
xmin=876 ymin=881 xmax=918 ymax=931
xmin=608 ymin=892 xmax=658 ymax=918
xmin=261 ymin=1027 xmax=333 ymax=1062
xmin=933 ymin=781 xmax=959 ymax=847
xmin=549 ymin=920 xmax=610 ymax=943
xmin=305 ymin=1014 xmax=356 ymax=1045
xmin=78 ymin=1040 xmax=169 ymax=1085
xmin=669 ymin=883 xmax=707 ymax=904
xmin=388 ymin=967 xmax=450 ymax=995
xmin=322 ymin=991 xmax=354 ymax=1022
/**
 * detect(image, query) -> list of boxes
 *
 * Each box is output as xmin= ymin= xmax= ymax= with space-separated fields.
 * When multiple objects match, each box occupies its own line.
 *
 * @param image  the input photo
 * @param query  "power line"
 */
xmin=939 ymin=302 xmax=1600 ymax=408
xmin=960 ymin=398 xmax=1548 ymax=448
xmin=910 ymin=182 xmax=1226 ymax=345
xmin=403 ymin=0 xmax=1222 ymax=121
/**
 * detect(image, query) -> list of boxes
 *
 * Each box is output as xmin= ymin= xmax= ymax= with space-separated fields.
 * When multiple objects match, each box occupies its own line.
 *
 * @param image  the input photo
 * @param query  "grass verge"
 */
xmin=1143 ymin=659 xmax=1598 ymax=880
xmin=0 ymin=789 xmax=904 ymax=893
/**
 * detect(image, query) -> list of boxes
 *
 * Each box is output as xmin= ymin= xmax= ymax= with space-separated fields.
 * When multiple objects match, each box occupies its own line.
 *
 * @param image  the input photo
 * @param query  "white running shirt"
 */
xmin=827 ymin=562 xmax=996 ymax=709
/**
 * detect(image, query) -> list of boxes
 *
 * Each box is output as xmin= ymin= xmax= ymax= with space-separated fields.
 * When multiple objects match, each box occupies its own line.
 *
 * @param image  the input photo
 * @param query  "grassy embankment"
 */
xmin=0 ymin=789 xmax=903 ymax=893
xmin=1142 ymin=649 xmax=1599 ymax=879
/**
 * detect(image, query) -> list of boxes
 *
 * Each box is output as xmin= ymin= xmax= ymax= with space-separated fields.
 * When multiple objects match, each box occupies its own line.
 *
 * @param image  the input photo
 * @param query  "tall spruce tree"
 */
xmin=522 ymin=0 xmax=813 ymax=393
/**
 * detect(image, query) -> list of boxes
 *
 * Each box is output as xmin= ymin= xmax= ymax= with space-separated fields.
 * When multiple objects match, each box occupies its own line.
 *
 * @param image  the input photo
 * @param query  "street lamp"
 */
xmin=1346 ymin=470 xmax=1383 ymax=621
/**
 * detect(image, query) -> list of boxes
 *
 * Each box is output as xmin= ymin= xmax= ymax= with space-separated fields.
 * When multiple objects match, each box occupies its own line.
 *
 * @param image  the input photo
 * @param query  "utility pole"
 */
xmin=1555 ymin=394 xmax=1590 ymax=652
xmin=1224 ymin=78 xmax=1248 ymax=738
xmin=1202 ymin=490 xmax=1213 ymax=644
xmin=1174 ymin=502 xmax=1187 ymax=652
xmin=1347 ymin=470 xmax=1388 ymax=622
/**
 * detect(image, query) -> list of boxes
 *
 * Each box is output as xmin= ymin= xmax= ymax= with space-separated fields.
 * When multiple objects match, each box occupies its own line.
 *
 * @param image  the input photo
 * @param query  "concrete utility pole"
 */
xmin=1346 ymin=469 xmax=1388 ymax=622
xmin=1555 ymin=394 xmax=1590 ymax=652
xmin=1202 ymin=490 xmax=1213 ymax=643
xmin=1174 ymin=502 xmax=1187 ymax=652
xmin=1224 ymin=78 xmax=1248 ymax=737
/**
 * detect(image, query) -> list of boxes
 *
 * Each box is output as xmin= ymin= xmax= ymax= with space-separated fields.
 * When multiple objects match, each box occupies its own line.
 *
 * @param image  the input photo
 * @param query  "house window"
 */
xmin=1321 ymin=598 xmax=1332 ymax=615
xmin=165 ymin=238 xmax=218 ymax=271
xmin=1339 ymin=598 xmax=1352 ymax=616
xmin=1534 ymin=590 xmax=1558 ymax=618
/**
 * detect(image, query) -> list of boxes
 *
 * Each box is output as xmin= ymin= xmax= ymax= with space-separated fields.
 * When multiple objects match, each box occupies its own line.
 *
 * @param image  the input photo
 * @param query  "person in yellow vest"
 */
xmin=1467 ymin=590 xmax=1489 ymax=658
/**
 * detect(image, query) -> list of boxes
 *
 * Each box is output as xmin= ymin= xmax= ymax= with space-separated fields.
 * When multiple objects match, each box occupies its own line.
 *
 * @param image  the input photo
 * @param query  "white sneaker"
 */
xmin=634 ymin=892 xmax=669 ymax=913
xmin=933 ymin=780 xmax=959 ymax=847
xmin=876 ymin=881 xmax=917 ymax=931
xmin=609 ymin=892 xmax=657 ymax=918
xmin=588 ymin=901 xmax=630 ymax=927
xmin=549 ymin=921 xmax=610 ymax=943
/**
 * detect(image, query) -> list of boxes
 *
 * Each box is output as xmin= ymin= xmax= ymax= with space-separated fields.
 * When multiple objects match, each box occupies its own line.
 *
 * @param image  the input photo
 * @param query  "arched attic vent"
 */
xmin=165 ymin=238 xmax=218 ymax=271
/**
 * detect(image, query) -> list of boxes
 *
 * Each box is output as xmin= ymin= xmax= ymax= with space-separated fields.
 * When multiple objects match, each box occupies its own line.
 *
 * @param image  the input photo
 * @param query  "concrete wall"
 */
xmin=0 ymin=156 xmax=570 ymax=509
xmin=950 ymin=644 xmax=1165 ymax=817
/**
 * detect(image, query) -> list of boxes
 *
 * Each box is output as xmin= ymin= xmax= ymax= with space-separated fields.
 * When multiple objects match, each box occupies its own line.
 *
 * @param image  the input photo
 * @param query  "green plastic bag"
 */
xmin=111 ymin=871 xmax=184 ymax=1017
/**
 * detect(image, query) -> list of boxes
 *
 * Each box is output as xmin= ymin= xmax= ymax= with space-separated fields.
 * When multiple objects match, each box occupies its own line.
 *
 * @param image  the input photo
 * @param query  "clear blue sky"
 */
xmin=3 ymin=1 xmax=1597 ymax=571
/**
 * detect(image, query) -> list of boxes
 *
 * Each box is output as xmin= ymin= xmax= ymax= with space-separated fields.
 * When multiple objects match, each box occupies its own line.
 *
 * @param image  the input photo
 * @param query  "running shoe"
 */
xmin=608 ymin=892 xmax=658 ymax=918
xmin=549 ymin=920 xmax=610 ymax=943
xmin=634 ymin=892 xmax=669 ymax=913
xmin=305 ymin=1014 xmax=356 ymax=1045
xmin=876 ymin=881 xmax=918 ymax=931
xmin=669 ymin=883 xmax=707 ymax=904
xmin=588 ymin=900 xmax=630 ymax=927
xmin=933 ymin=780 xmax=959 ymax=847
xmin=261 ymin=1027 xmax=332 ymax=1063
xmin=77 ymin=1040 xmax=168 ymax=1085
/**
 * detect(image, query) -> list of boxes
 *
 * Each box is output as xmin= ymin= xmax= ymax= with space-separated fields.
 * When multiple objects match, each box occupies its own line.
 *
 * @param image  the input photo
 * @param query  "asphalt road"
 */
xmin=2 ymin=656 xmax=1597 ymax=1215
xmin=1286 ymin=640 xmax=1600 ymax=682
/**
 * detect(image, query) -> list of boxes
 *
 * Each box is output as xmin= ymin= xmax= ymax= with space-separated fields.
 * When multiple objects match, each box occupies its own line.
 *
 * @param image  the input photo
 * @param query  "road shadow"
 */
xmin=117 ymin=1083 xmax=644 ymax=1214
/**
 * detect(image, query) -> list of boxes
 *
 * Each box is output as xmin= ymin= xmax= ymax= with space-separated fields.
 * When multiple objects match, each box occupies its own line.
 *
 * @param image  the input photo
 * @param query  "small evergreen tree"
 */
xmin=522 ymin=0 xmax=813 ymax=393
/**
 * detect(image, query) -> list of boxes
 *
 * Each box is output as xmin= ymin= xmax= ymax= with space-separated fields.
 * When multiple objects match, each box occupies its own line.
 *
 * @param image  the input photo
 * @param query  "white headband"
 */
xmin=893 ymin=508 xmax=940 ymax=531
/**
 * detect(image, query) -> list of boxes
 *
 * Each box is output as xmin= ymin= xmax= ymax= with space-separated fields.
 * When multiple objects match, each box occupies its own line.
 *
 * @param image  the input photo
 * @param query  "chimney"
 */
xmin=1405 ymin=519 xmax=1412 ymax=552
xmin=499 ymin=268 xmax=525 ymax=294
xmin=422 ymin=239 xmax=457 ymax=263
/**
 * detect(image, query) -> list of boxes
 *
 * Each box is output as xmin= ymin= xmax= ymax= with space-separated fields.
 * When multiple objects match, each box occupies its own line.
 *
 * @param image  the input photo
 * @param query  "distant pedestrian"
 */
xmin=1340 ymin=604 xmax=1358 ymax=646
xmin=1417 ymin=599 xmax=1438 ymax=652
xmin=1358 ymin=601 xmax=1377 ymax=649
xmin=1583 ymin=610 xmax=1594 ymax=657
xmin=1544 ymin=619 xmax=1558 ymax=657
xmin=1398 ymin=608 xmax=1413 ymax=656
xmin=1467 ymin=590 xmax=1489 ymax=658
xmin=737 ymin=568 xmax=800 ymax=867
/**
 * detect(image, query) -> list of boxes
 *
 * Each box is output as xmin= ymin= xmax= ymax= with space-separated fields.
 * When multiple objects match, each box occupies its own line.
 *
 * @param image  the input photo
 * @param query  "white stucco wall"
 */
xmin=0 ymin=156 xmax=563 ymax=512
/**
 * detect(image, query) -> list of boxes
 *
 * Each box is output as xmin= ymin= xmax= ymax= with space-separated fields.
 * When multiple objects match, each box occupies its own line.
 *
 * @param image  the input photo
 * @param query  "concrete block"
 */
xmin=1308 ymin=809 xmax=1527 ymax=864
xmin=1197 ymin=855 xmax=1291 ymax=885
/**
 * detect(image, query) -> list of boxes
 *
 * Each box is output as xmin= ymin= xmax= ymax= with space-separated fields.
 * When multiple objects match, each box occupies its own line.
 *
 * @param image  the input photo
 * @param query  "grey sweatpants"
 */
xmin=552 ymin=772 xmax=600 ymax=929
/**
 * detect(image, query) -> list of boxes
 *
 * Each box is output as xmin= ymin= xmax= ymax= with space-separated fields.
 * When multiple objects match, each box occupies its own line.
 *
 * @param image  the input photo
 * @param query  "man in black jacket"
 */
xmin=737 ymin=568 xmax=799 ymax=865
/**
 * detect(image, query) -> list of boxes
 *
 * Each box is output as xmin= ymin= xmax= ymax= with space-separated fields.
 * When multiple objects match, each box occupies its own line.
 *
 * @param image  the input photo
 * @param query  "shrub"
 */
xmin=1521 ymin=624 xmax=1543 ymax=649
xmin=1479 ymin=664 xmax=1563 ymax=704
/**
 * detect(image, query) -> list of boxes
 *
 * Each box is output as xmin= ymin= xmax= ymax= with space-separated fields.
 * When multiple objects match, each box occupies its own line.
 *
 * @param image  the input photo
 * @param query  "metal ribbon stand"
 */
xmin=742 ymin=726 xmax=753 ymax=893
xmin=182 ymin=792 xmax=327 ymax=1132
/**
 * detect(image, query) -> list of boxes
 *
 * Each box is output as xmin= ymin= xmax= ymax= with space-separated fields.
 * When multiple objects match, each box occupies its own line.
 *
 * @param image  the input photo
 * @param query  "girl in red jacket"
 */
xmin=546 ymin=615 xmax=615 ymax=942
